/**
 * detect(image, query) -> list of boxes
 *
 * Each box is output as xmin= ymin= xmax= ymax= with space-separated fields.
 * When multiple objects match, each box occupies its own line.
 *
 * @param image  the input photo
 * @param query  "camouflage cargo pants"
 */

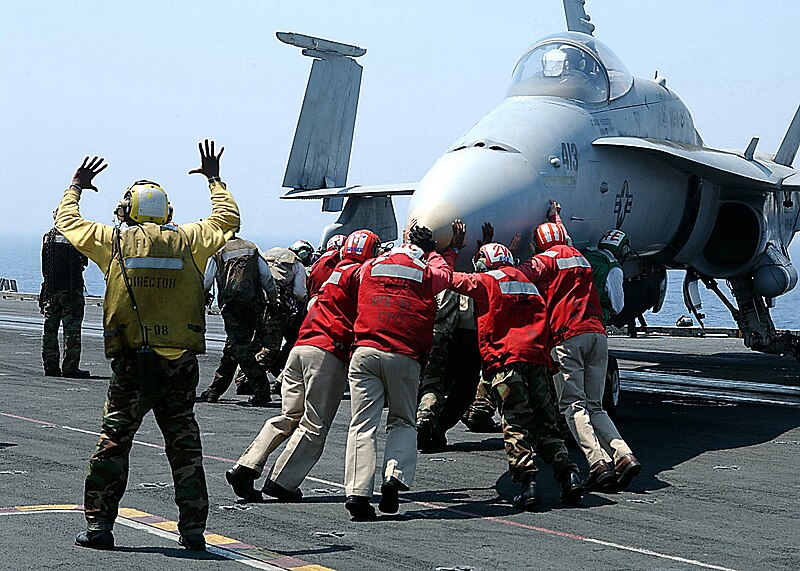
xmin=254 ymin=304 xmax=288 ymax=376
xmin=84 ymin=351 xmax=208 ymax=535
xmin=490 ymin=362 xmax=576 ymax=482
xmin=464 ymin=373 xmax=497 ymax=423
xmin=418 ymin=290 xmax=481 ymax=429
xmin=418 ymin=329 xmax=481 ymax=431
xmin=206 ymin=304 xmax=269 ymax=399
xmin=41 ymin=289 xmax=84 ymax=374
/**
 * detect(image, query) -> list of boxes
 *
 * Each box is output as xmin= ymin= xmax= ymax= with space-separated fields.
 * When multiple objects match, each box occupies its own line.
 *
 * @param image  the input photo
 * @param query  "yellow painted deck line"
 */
xmin=15 ymin=504 xmax=81 ymax=511
xmin=0 ymin=504 xmax=337 ymax=571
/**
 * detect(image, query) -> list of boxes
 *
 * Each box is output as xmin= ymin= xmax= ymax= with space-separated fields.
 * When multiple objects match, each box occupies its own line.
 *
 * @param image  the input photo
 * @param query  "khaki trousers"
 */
xmin=344 ymin=346 xmax=421 ymax=497
xmin=238 ymin=345 xmax=346 ymax=490
xmin=551 ymin=332 xmax=632 ymax=466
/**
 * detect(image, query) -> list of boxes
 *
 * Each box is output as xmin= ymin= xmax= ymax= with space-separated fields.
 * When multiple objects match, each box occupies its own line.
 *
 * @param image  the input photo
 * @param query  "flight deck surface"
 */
xmin=1 ymin=296 xmax=798 ymax=570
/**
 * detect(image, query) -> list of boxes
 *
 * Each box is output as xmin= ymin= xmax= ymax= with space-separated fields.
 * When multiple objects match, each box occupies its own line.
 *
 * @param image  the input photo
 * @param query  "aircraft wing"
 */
xmin=281 ymin=182 xmax=416 ymax=200
xmin=593 ymin=137 xmax=800 ymax=191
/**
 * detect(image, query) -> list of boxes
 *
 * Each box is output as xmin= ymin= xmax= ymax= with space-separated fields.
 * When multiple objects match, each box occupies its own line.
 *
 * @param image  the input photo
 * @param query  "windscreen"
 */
xmin=507 ymin=33 xmax=633 ymax=103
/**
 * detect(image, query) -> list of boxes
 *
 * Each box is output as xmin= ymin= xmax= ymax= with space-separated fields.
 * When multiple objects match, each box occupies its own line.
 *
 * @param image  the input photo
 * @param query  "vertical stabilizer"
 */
xmin=563 ymin=0 xmax=595 ymax=35
xmin=775 ymin=105 xmax=800 ymax=166
xmin=278 ymin=32 xmax=366 ymax=210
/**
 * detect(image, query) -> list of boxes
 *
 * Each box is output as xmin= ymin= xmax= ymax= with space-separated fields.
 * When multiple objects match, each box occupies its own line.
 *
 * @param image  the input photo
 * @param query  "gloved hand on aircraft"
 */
xmin=408 ymin=224 xmax=437 ymax=253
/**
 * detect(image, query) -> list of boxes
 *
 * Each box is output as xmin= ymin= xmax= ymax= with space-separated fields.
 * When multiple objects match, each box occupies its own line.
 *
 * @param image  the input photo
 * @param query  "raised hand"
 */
xmin=477 ymin=222 xmax=494 ymax=248
xmin=188 ymin=139 xmax=225 ymax=179
xmin=408 ymin=224 xmax=437 ymax=253
xmin=402 ymin=218 xmax=417 ymax=244
xmin=72 ymin=156 xmax=107 ymax=191
xmin=450 ymin=219 xmax=466 ymax=249
xmin=508 ymin=232 xmax=522 ymax=252
xmin=548 ymin=199 xmax=561 ymax=218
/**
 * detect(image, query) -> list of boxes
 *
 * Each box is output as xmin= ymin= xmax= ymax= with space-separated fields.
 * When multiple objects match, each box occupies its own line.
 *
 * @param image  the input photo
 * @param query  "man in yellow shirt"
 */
xmin=56 ymin=140 xmax=240 ymax=551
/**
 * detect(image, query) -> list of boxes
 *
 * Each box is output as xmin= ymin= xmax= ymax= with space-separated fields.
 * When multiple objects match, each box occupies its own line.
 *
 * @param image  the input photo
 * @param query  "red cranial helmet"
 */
xmin=343 ymin=229 xmax=380 ymax=262
xmin=534 ymin=222 xmax=567 ymax=251
xmin=475 ymin=242 xmax=514 ymax=271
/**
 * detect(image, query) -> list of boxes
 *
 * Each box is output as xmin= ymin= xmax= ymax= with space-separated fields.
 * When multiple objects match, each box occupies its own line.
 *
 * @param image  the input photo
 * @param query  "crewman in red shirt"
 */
xmin=225 ymin=230 xmax=381 ymax=503
xmin=451 ymin=242 xmax=582 ymax=508
xmin=343 ymin=220 xmax=465 ymax=520
xmin=519 ymin=201 xmax=641 ymax=492
xmin=306 ymin=234 xmax=346 ymax=308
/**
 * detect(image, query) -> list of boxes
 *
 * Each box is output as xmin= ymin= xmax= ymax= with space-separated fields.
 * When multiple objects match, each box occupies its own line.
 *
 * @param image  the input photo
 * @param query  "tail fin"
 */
xmin=278 ymin=32 xmax=366 ymax=211
xmin=775 ymin=105 xmax=800 ymax=166
xmin=563 ymin=0 xmax=595 ymax=36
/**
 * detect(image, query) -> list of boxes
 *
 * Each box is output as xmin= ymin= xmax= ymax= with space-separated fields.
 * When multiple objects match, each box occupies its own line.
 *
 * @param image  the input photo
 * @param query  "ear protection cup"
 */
xmin=118 ymin=181 xmax=169 ymax=225
xmin=114 ymin=190 xmax=133 ymax=223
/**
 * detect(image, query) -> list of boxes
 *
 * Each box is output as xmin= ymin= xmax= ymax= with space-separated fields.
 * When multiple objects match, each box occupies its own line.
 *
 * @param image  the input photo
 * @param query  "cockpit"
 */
xmin=507 ymin=32 xmax=633 ymax=104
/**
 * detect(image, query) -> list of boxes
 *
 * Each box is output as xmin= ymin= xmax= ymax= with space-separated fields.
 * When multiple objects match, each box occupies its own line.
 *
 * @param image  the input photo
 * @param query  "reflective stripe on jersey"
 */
xmin=556 ymin=255 xmax=591 ymax=270
xmin=371 ymin=264 xmax=423 ymax=282
xmin=487 ymin=269 xmax=540 ymax=296
xmin=499 ymin=281 xmax=540 ymax=296
xmin=54 ymin=235 xmax=70 ymax=244
xmin=324 ymin=271 xmax=342 ymax=286
xmin=221 ymin=247 xmax=255 ymax=262
xmin=124 ymin=257 xmax=184 ymax=270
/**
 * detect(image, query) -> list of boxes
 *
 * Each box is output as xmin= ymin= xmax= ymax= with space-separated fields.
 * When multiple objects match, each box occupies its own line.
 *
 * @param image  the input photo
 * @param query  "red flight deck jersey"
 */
xmin=307 ymin=249 xmax=341 ymax=303
xmin=518 ymin=245 xmax=605 ymax=346
xmin=295 ymin=259 xmax=361 ymax=361
xmin=451 ymin=266 xmax=550 ymax=378
xmin=353 ymin=245 xmax=457 ymax=363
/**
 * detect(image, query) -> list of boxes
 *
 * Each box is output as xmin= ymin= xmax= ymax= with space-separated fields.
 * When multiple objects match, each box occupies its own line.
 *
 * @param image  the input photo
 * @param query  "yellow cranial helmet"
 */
xmin=121 ymin=180 xmax=170 ymax=224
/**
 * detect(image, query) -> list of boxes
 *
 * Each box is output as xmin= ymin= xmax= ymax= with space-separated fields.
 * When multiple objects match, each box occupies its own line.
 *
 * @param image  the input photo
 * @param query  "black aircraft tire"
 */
xmin=603 ymin=353 xmax=620 ymax=419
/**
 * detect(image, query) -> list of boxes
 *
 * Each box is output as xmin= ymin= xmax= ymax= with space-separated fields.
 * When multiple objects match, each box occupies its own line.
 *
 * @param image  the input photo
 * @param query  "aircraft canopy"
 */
xmin=507 ymin=32 xmax=633 ymax=103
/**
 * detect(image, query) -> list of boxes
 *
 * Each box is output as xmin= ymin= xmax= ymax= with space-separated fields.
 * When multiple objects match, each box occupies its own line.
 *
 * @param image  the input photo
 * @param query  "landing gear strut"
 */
xmin=685 ymin=267 xmax=800 ymax=360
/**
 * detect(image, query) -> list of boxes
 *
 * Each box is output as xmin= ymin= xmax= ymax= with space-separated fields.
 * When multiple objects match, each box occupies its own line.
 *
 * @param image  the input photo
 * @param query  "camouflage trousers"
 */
xmin=206 ymin=304 xmax=270 ymax=399
xmin=84 ymin=351 xmax=208 ymax=534
xmin=41 ymin=289 xmax=84 ymax=374
xmin=417 ymin=328 xmax=481 ymax=431
xmin=466 ymin=374 xmax=497 ymax=419
xmin=490 ymin=362 xmax=576 ymax=482
xmin=253 ymin=304 xmax=289 ymax=377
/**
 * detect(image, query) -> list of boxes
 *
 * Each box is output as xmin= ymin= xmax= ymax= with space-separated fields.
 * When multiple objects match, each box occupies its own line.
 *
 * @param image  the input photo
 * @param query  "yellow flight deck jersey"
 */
xmin=55 ymin=180 xmax=240 ymax=359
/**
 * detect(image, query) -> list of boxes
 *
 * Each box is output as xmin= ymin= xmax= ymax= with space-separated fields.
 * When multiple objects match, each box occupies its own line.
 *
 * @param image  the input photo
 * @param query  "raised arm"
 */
xmin=180 ymin=140 xmax=241 ymax=269
xmin=55 ymin=156 xmax=115 ymax=272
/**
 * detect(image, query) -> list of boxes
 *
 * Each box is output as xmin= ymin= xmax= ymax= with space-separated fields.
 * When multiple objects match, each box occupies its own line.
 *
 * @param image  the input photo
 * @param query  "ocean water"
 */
xmin=3 ymin=234 xmax=799 ymax=329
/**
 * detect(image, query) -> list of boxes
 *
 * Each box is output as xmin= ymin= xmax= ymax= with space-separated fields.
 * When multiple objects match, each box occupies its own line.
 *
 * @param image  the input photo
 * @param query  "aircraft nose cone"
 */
xmin=407 ymin=148 xmax=541 ymax=263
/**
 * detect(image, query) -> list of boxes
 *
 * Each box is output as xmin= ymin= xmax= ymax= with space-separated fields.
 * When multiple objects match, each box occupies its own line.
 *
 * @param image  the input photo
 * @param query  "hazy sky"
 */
xmin=2 ymin=0 xmax=799 ymax=250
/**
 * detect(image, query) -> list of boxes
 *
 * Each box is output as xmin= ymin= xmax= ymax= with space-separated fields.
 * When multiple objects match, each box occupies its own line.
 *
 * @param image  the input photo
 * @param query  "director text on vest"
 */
xmin=132 ymin=276 xmax=177 ymax=289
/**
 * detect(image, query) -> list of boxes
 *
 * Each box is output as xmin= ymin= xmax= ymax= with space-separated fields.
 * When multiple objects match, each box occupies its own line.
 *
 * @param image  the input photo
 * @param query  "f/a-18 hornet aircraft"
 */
xmin=277 ymin=0 xmax=800 ymax=361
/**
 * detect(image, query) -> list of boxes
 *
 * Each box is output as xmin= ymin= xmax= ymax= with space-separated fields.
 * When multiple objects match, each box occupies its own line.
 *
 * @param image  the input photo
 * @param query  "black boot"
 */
xmin=378 ymin=476 xmax=409 ymax=514
xmin=512 ymin=476 xmax=540 ymax=510
xmin=560 ymin=470 xmax=583 ymax=505
xmin=196 ymin=390 xmax=219 ymax=403
xmin=462 ymin=411 xmax=501 ymax=433
xmin=62 ymin=368 xmax=91 ymax=379
xmin=416 ymin=417 xmax=436 ymax=453
xmin=179 ymin=532 xmax=206 ymax=551
xmin=345 ymin=495 xmax=376 ymax=521
xmin=225 ymin=465 xmax=262 ymax=502
xmin=244 ymin=394 xmax=271 ymax=407
xmin=75 ymin=529 xmax=114 ymax=550
xmin=262 ymin=479 xmax=303 ymax=502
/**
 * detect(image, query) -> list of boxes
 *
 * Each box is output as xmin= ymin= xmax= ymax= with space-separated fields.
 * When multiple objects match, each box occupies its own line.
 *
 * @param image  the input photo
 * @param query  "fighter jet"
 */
xmin=277 ymin=1 xmax=800 ymax=361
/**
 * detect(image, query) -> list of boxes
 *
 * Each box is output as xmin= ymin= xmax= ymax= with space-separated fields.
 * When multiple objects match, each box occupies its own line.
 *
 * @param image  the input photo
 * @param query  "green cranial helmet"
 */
xmin=598 ymin=229 xmax=631 ymax=262
xmin=289 ymin=239 xmax=314 ymax=266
